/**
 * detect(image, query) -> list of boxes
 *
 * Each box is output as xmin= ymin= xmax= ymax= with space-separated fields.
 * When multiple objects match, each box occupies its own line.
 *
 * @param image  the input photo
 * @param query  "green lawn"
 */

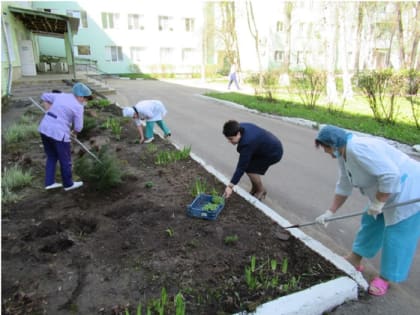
xmin=205 ymin=90 xmax=419 ymax=146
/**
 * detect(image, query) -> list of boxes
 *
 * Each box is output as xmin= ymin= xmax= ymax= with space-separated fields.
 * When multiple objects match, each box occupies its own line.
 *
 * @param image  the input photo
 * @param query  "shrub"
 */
xmin=404 ymin=69 xmax=420 ymax=129
xmin=357 ymin=69 xmax=405 ymax=124
xmin=292 ymin=67 xmax=326 ymax=108
xmin=74 ymin=146 xmax=123 ymax=191
xmin=87 ymin=99 xmax=111 ymax=108
xmin=77 ymin=115 xmax=97 ymax=139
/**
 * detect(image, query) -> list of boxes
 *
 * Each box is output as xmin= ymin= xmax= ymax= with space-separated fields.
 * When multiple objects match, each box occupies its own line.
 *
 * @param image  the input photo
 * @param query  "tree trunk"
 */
xmin=354 ymin=2 xmax=363 ymax=74
xmin=245 ymin=0 xmax=263 ymax=87
xmin=396 ymin=3 xmax=406 ymax=68
xmin=410 ymin=1 xmax=420 ymax=69
xmin=285 ymin=2 xmax=293 ymax=71
xmin=339 ymin=2 xmax=353 ymax=100
xmin=324 ymin=2 xmax=338 ymax=104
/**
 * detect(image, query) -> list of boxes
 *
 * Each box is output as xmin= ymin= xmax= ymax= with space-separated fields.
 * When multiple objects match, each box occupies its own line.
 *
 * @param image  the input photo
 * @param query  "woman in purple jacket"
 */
xmin=223 ymin=120 xmax=283 ymax=200
xmin=38 ymin=82 xmax=92 ymax=191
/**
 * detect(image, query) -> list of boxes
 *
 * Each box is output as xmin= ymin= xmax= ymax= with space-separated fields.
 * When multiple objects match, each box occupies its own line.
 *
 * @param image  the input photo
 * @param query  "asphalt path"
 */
xmin=106 ymin=78 xmax=419 ymax=314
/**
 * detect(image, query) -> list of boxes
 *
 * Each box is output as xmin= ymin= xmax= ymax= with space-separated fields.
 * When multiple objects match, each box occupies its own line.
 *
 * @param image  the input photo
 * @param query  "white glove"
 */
xmin=316 ymin=210 xmax=334 ymax=227
xmin=366 ymin=199 xmax=386 ymax=219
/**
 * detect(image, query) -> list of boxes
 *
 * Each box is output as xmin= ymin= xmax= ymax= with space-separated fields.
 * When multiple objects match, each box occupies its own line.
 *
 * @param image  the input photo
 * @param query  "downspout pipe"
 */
xmin=2 ymin=13 xmax=13 ymax=96
xmin=66 ymin=20 xmax=76 ymax=81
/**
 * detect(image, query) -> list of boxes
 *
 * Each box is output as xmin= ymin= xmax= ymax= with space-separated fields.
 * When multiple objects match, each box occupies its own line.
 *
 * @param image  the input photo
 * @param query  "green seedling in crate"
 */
xmin=202 ymin=202 xmax=219 ymax=211
xmin=211 ymin=195 xmax=225 ymax=205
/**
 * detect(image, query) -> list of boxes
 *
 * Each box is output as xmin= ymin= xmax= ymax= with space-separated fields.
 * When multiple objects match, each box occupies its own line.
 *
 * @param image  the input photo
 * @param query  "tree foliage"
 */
xmin=293 ymin=68 xmax=326 ymax=108
xmin=357 ymin=69 xmax=406 ymax=124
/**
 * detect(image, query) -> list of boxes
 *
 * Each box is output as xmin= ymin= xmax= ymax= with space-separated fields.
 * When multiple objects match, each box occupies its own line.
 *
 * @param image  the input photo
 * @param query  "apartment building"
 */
xmin=32 ymin=1 xmax=205 ymax=75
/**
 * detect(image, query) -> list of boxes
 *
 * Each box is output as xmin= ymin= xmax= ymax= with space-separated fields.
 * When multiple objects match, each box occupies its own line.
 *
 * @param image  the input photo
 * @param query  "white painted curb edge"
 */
xmin=234 ymin=277 xmax=358 ymax=315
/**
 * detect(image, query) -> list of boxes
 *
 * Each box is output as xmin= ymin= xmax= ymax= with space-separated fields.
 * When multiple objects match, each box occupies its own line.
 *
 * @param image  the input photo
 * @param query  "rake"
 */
xmin=284 ymin=197 xmax=420 ymax=229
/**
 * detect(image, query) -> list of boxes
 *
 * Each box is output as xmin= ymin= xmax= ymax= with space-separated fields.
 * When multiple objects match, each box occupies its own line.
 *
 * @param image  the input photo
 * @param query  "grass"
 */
xmin=1 ymin=165 xmax=33 ymax=204
xmin=117 ymin=73 xmax=156 ymax=80
xmin=205 ymin=91 xmax=419 ymax=145
xmin=3 ymin=121 xmax=39 ymax=144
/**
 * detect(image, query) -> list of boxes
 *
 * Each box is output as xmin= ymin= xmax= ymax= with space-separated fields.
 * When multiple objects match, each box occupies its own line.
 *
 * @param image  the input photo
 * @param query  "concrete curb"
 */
xmin=234 ymin=277 xmax=358 ymax=315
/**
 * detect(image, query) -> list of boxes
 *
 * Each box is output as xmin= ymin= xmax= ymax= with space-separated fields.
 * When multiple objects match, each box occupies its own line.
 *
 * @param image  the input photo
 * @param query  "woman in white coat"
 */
xmin=122 ymin=100 xmax=171 ymax=143
xmin=314 ymin=125 xmax=420 ymax=296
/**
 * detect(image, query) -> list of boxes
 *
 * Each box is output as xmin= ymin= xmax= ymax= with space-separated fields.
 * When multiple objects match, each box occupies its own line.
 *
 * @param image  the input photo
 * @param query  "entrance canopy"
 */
xmin=8 ymin=6 xmax=79 ymax=37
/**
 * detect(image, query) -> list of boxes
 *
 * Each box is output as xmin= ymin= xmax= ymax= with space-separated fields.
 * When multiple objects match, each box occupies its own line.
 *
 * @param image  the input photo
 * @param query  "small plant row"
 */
xmin=87 ymin=98 xmax=111 ymax=108
xmin=123 ymin=287 xmax=186 ymax=315
xmin=155 ymin=146 xmax=191 ymax=165
xmin=101 ymin=117 xmax=123 ymax=140
xmin=245 ymin=255 xmax=300 ymax=293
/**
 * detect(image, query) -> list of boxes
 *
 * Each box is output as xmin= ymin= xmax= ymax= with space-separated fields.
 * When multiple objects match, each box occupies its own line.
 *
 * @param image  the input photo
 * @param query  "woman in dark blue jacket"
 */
xmin=223 ymin=120 xmax=283 ymax=200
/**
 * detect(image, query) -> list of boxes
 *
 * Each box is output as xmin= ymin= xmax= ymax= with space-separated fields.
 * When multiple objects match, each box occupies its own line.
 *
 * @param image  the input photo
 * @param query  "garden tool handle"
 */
xmin=284 ymin=197 xmax=420 ymax=229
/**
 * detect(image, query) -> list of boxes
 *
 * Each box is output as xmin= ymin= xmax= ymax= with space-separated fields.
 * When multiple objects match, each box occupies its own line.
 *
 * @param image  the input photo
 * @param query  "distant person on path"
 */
xmin=314 ymin=125 xmax=420 ymax=296
xmin=38 ymin=82 xmax=92 ymax=191
xmin=222 ymin=120 xmax=283 ymax=200
xmin=122 ymin=100 xmax=171 ymax=144
xmin=227 ymin=63 xmax=240 ymax=90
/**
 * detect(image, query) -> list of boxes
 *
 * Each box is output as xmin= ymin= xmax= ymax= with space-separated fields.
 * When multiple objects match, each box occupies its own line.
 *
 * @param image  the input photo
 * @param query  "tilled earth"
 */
xmin=2 ymin=101 xmax=346 ymax=315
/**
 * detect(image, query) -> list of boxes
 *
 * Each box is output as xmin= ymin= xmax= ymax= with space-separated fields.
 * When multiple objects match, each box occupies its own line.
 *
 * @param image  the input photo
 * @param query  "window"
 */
xmin=67 ymin=10 xmax=88 ymax=28
xmin=182 ymin=48 xmax=198 ymax=63
xmin=102 ymin=12 xmax=120 ymax=29
xmin=276 ymin=21 xmax=283 ymax=32
xmin=274 ymin=50 xmax=284 ymax=62
xmin=160 ymin=47 xmax=174 ymax=63
xmin=75 ymin=45 xmax=91 ymax=56
xmin=184 ymin=18 xmax=194 ymax=32
xmin=130 ymin=47 xmax=146 ymax=62
xmin=105 ymin=46 xmax=123 ymax=62
xmin=299 ymin=22 xmax=304 ymax=33
xmin=128 ymin=14 xmax=145 ymax=30
xmin=158 ymin=16 xmax=174 ymax=31
xmin=297 ymin=51 xmax=304 ymax=64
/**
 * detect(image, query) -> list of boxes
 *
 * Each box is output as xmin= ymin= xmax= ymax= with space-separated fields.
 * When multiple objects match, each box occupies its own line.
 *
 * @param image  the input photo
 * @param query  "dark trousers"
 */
xmin=40 ymin=134 xmax=73 ymax=187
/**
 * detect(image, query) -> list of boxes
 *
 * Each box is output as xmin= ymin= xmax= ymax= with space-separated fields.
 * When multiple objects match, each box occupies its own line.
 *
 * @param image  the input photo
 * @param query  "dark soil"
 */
xmin=2 ymin=101 xmax=346 ymax=315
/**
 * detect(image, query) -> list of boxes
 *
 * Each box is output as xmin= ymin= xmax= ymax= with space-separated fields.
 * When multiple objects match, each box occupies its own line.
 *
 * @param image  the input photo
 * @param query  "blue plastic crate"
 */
xmin=187 ymin=193 xmax=224 ymax=220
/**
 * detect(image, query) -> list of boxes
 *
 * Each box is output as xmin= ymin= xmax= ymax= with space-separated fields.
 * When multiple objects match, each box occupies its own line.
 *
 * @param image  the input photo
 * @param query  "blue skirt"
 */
xmin=246 ymin=151 xmax=283 ymax=175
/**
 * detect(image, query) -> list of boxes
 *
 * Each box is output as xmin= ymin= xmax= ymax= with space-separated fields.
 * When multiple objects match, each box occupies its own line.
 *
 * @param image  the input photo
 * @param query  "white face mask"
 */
xmin=333 ymin=148 xmax=341 ymax=158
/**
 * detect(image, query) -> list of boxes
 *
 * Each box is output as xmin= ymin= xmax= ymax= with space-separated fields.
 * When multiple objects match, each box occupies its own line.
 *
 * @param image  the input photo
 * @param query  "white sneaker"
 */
xmin=45 ymin=183 xmax=63 ymax=190
xmin=64 ymin=181 xmax=83 ymax=191
xmin=144 ymin=137 xmax=154 ymax=143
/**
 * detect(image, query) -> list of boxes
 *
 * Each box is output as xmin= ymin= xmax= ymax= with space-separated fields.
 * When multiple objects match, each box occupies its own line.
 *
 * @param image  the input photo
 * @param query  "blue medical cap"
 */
xmin=72 ymin=82 xmax=92 ymax=97
xmin=316 ymin=125 xmax=349 ymax=148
